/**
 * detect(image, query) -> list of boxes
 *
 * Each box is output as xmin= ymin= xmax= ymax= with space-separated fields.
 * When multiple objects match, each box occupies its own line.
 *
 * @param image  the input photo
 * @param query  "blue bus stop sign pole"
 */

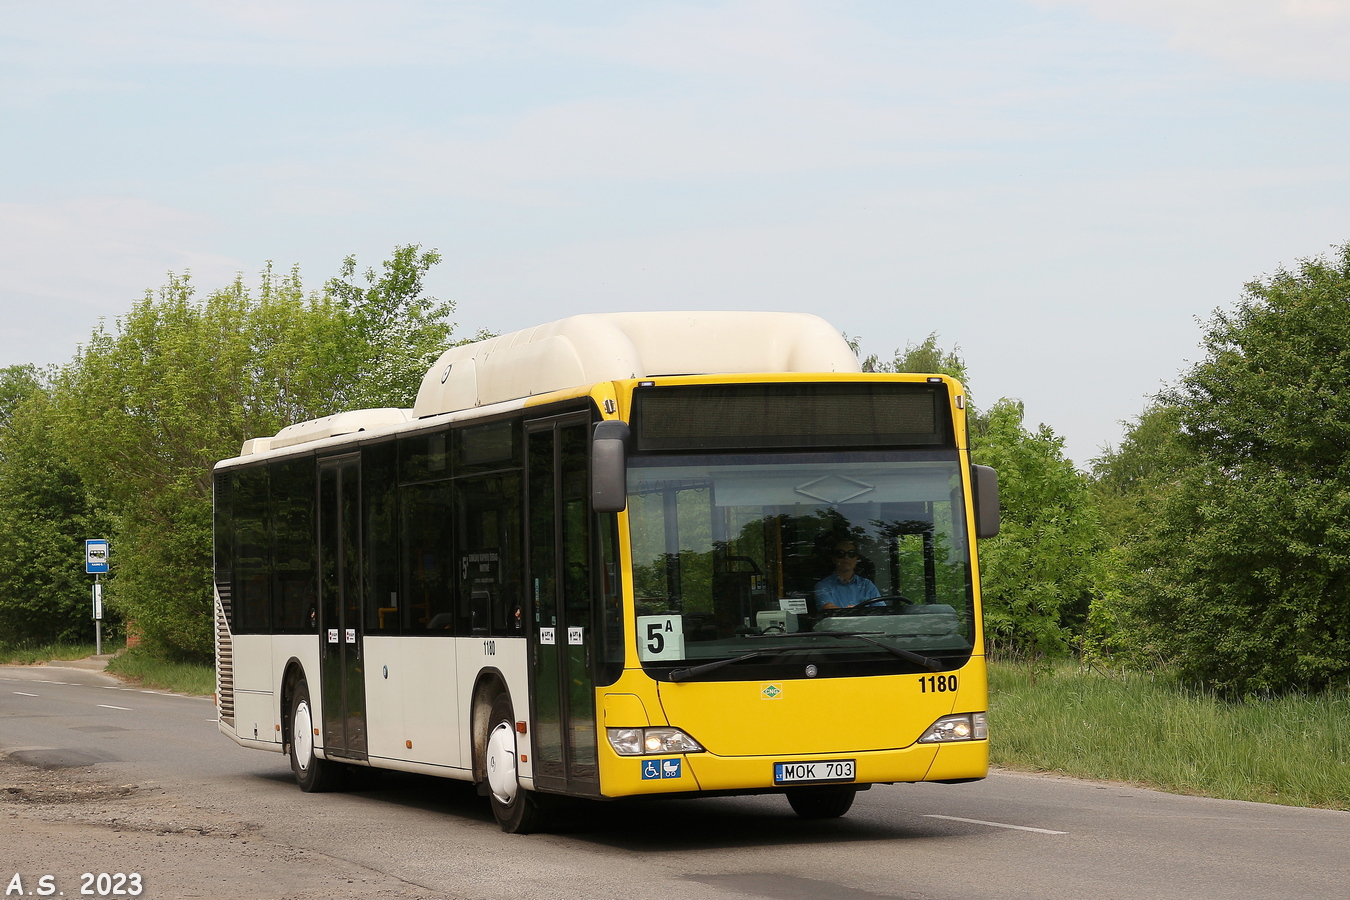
xmin=86 ymin=540 xmax=108 ymax=655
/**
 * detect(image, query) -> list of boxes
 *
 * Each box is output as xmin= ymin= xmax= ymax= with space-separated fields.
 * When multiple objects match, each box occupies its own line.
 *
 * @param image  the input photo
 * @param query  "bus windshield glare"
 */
xmin=626 ymin=451 xmax=975 ymax=679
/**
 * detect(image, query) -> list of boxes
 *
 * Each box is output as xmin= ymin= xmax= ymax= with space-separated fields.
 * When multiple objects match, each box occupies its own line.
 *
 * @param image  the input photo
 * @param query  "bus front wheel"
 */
xmin=785 ymin=786 xmax=857 ymax=819
xmin=483 ymin=693 xmax=543 ymax=834
xmin=289 ymin=680 xmax=344 ymax=793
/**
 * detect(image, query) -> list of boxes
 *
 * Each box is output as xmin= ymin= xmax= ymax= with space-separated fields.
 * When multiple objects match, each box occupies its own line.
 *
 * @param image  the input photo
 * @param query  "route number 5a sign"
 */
xmin=636 ymin=615 xmax=684 ymax=661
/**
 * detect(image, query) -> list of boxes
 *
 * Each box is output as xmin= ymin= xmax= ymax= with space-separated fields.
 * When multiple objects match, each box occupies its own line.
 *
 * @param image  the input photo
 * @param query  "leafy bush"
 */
xmin=1097 ymin=243 xmax=1350 ymax=695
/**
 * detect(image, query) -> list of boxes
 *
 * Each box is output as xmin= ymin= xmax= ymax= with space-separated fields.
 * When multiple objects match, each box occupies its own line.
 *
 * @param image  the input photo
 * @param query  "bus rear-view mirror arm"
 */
xmin=592 ymin=420 xmax=631 ymax=513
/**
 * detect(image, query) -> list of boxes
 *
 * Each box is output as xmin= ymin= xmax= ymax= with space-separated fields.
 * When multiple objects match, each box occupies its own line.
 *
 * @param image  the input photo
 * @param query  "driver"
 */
xmin=815 ymin=540 xmax=880 ymax=610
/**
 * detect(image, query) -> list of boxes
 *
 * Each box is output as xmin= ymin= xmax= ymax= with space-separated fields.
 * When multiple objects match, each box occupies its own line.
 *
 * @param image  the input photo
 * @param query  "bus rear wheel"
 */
xmin=483 ymin=693 xmax=543 ymax=834
xmin=785 ymin=786 xmax=857 ymax=819
xmin=289 ymin=680 xmax=344 ymax=793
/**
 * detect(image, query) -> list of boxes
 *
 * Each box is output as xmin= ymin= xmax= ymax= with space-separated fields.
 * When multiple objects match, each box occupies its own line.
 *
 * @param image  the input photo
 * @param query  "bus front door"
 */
xmin=527 ymin=416 xmax=600 ymax=796
xmin=318 ymin=454 xmax=368 ymax=761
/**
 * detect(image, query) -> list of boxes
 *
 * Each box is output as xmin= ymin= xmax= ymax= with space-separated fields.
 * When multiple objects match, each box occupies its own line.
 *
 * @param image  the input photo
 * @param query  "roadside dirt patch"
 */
xmin=1 ymin=754 xmax=258 ymax=837
xmin=0 ymin=756 xmax=457 ymax=899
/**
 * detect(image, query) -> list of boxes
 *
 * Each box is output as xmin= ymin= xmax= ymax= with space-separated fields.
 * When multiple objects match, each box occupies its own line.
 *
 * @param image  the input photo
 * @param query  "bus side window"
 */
xmin=363 ymin=442 xmax=399 ymax=635
xmin=454 ymin=469 xmax=523 ymax=636
xmin=214 ymin=471 xmax=234 ymax=627
xmin=234 ymin=465 xmax=271 ymax=634
xmin=271 ymin=456 xmax=316 ymax=633
xmin=401 ymin=481 xmax=456 ymax=633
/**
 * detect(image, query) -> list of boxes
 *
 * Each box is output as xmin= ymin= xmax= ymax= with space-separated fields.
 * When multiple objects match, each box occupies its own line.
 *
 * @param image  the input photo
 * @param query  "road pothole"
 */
xmin=0 ymin=755 xmax=256 ymax=838
xmin=0 ymin=755 xmax=136 ymax=804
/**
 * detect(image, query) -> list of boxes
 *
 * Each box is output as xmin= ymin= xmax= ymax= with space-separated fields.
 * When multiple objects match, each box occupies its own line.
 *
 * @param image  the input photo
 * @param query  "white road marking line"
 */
xmin=36 ymin=680 xmax=71 ymax=685
xmin=97 ymin=704 xmax=132 ymax=710
xmin=924 ymin=815 xmax=1067 ymax=835
xmin=13 ymin=691 xmax=38 ymax=697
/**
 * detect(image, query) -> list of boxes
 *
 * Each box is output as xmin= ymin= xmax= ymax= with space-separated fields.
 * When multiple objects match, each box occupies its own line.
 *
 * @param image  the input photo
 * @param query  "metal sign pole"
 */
xmin=93 ymin=577 xmax=103 ymax=656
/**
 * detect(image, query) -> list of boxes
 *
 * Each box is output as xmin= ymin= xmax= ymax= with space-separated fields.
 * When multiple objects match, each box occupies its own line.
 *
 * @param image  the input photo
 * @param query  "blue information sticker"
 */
xmin=641 ymin=758 xmax=683 ymax=780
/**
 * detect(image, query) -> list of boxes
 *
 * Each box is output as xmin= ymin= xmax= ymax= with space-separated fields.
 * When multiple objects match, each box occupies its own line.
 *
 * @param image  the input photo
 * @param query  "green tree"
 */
xmin=0 ymin=367 xmax=109 ymax=645
xmin=51 ymin=247 xmax=459 ymax=657
xmin=861 ymin=332 xmax=971 ymax=387
xmin=1091 ymin=403 xmax=1186 ymax=538
xmin=325 ymin=245 xmax=456 ymax=409
xmin=1086 ymin=403 xmax=1188 ymax=664
xmin=972 ymin=399 xmax=1101 ymax=660
xmin=1085 ymin=404 xmax=1193 ymax=666
xmin=1131 ymin=243 xmax=1350 ymax=694
xmin=0 ymin=364 xmax=44 ymax=430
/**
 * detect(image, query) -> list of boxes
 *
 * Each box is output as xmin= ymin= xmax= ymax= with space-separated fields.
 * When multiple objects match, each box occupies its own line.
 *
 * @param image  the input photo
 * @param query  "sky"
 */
xmin=2 ymin=1 xmax=1348 ymax=465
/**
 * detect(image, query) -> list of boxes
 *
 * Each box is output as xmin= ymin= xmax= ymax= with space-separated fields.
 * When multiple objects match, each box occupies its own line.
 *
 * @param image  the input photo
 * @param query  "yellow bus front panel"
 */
xmin=654 ymin=671 xmax=962 ymax=756
xmin=597 ymin=658 xmax=988 ymax=798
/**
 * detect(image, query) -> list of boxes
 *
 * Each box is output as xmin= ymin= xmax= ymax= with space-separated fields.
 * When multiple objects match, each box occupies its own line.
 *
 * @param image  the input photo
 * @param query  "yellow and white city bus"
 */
xmin=213 ymin=311 xmax=999 ymax=833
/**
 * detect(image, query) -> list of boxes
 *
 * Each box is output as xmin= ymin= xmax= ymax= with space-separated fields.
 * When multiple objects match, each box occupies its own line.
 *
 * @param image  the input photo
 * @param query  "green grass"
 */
xmin=106 ymin=646 xmax=216 ymax=696
xmin=0 ymin=640 xmax=213 ymax=696
xmin=0 ymin=640 xmax=106 ymax=665
xmin=989 ymin=661 xmax=1350 ymax=810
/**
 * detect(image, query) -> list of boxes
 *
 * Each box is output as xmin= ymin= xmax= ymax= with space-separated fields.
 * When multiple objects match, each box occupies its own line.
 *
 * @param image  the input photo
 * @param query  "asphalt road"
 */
xmin=2 ymin=664 xmax=1348 ymax=900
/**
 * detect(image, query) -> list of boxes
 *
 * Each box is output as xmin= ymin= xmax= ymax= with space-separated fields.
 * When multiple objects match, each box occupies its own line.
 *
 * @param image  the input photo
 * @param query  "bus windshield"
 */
xmin=627 ymin=450 xmax=975 ymax=679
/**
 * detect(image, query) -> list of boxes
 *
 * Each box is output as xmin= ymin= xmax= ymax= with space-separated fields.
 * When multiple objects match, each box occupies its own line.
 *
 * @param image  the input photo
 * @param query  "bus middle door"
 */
xmin=318 ymin=454 xmax=368 ymax=762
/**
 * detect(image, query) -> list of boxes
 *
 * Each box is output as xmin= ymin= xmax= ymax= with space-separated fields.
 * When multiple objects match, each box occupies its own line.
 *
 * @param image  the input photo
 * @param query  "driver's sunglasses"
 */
xmin=832 ymin=549 xmax=859 ymax=558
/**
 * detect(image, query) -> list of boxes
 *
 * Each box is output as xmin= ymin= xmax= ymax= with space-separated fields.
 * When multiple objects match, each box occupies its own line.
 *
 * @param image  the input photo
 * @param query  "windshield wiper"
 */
xmin=666 ymin=632 xmax=945 ymax=681
xmin=807 ymin=631 xmax=943 ymax=672
xmin=668 ymin=651 xmax=764 ymax=683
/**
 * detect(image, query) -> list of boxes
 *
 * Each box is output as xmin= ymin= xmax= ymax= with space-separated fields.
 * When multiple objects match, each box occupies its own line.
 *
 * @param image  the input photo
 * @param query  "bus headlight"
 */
xmin=917 ymin=712 xmax=988 ymax=743
xmin=607 ymin=727 xmax=704 ymax=756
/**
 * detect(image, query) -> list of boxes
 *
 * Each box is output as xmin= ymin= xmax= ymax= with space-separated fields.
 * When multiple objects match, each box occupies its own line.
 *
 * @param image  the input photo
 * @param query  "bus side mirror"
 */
xmin=971 ymin=464 xmax=999 ymax=539
xmin=592 ymin=421 xmax=631 ymax=513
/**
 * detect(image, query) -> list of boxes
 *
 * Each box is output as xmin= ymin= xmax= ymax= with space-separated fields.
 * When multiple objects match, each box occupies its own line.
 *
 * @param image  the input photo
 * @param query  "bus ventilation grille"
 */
xmin=215 ymin=584 xmax=235 ymax=725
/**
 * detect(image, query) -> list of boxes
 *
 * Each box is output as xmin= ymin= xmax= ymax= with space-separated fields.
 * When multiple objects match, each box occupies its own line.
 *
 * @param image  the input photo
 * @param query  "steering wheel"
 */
xmin=819 ymin=594 xmax=913 ymax=616
xmin=858 ymin=594 xmax=912 ymax=610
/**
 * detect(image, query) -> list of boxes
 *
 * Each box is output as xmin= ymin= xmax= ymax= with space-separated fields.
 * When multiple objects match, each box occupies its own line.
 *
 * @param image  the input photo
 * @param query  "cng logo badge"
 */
xmin=641 ymin=758 xmax=682 ymax=780
xmin=761 ymin=682 xmax=783 ymax=700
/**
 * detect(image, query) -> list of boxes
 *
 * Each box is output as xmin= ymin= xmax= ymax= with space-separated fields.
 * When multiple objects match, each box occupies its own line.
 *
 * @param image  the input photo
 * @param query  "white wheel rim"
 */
xmin=486 ymin=721 xmax=518 ymax=804
xmin=294 ymin=699 xmax=314 ymax=773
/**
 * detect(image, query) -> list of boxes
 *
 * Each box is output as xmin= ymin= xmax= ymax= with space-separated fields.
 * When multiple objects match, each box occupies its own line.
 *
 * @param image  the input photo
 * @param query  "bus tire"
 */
xmin=785 ymin=786 xmax=857 ymax=819
xmin=483 ymin=693 xmax=543 ymax=834
xmin=289 ymin=680 xmax=344 ymax=793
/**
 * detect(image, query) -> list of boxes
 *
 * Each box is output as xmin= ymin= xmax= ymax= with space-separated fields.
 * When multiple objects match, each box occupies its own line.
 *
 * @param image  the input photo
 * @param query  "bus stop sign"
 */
xmin=85 ymin=539 xmax=109 ymax=574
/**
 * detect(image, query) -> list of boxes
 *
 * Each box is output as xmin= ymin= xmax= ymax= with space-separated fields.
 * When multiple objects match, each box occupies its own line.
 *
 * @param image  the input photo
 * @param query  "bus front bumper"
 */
xmin=599 ymin=738 xmax=988 ymax=798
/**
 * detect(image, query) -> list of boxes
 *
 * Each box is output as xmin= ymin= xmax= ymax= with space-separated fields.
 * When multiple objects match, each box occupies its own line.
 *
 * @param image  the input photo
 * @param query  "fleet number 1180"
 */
xmin=919 ymin=674 xmax=958 ymax=693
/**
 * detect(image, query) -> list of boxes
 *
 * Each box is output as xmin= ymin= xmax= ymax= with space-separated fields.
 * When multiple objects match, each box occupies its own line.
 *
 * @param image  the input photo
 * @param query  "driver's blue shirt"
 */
xmin=814 ymin=573 xmax=880 ymax=608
